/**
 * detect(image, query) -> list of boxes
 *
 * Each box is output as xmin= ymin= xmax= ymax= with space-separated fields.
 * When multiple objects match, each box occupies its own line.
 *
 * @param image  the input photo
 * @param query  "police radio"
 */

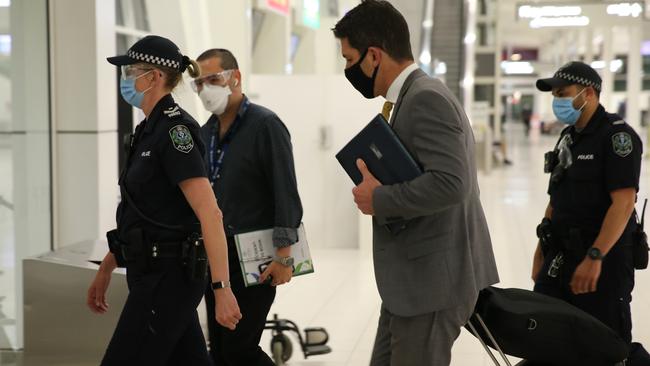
xmin=633 ymin=199 xmax=649 ymax=270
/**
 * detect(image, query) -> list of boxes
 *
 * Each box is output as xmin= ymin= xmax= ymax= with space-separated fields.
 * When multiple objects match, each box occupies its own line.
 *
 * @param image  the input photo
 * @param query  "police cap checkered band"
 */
xmin=107 ymin=35 xmax=187 ymax=72
xmin=126 ymin=50 xmax=180 ymax=69
xmin=536 ymin=61 xmax=602 ymax=92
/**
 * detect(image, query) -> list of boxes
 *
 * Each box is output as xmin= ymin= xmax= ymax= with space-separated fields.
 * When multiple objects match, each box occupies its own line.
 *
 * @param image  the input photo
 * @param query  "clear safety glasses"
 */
xmin=120 ymin=65 xmax=153 ymax=80
xmin=190 ymin=70 xmax=234 ymax=93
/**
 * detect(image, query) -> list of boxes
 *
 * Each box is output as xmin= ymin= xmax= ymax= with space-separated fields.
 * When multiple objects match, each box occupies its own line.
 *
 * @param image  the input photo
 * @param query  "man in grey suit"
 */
xmin=333 ymin=1 xmax=499 ymax=365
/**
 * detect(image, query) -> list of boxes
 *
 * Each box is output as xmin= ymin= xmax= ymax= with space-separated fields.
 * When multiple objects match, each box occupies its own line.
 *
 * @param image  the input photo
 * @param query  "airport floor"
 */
xmin=1 ymin=122 xmax=649 ymax=365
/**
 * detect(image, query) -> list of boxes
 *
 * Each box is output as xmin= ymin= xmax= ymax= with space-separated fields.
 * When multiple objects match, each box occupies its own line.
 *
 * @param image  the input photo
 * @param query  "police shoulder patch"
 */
xmin=169 ymin=125 xmax=194 ymax=154
xmin=612 ymin=132 xmax=633 ymax=157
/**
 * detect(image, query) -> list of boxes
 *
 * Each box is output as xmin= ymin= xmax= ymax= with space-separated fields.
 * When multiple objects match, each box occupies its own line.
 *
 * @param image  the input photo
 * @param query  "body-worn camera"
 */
xmin=544 ymin=151 xmax=559 ymax=174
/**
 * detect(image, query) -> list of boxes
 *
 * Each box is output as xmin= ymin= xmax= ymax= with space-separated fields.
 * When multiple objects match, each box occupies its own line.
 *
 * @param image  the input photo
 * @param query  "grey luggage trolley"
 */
xmin=264 ymin=314 xmax=332 ymax=366
xmin=465 ymin=287 xmax=629 ymax=366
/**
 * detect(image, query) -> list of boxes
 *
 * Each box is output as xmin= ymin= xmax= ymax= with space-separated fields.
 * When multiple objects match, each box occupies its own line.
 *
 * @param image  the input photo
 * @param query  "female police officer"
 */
xmin=86 ymin=35 xmax=242 ymax=365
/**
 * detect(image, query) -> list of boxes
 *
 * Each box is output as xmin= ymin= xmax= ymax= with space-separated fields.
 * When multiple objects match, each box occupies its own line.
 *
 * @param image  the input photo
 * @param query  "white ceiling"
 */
xmin=498 ymin=0 xmax=650 ymax=56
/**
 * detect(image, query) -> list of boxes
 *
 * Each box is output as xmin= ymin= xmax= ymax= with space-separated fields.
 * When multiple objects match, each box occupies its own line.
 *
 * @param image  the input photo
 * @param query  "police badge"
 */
xmin=169 ymin=125 xmax=194 ymax=153
xmin=612 ymin=132 xmax=633 ymax=158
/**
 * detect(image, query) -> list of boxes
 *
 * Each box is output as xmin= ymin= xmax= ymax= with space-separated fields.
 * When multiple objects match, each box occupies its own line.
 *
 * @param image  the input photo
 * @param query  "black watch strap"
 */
xmin=211 ymin=280 xmax=231 ymax=290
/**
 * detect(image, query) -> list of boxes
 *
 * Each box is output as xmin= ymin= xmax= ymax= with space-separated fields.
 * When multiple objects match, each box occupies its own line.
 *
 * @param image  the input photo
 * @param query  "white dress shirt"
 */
xmin=385 ymin=62 xmax=420 ymax=104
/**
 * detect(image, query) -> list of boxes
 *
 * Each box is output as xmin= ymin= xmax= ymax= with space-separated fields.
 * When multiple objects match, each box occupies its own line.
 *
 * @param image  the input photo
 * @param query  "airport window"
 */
xmin=475 ymin=84 xmax=495 ymax=107
xmin=116 ymin=0 xmax=150 ymax=32
xmin=115 ymin=0 xmax=151 ymax=174
xmin=0 ymin=0 xmax=52 ymax=349
xmin=476 ymin=53 xmax=496 ymax=77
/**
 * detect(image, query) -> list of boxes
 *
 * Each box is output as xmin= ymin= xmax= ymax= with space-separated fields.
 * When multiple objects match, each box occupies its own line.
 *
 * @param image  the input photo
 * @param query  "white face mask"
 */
xmin=199 ymin=83 xmax=232 ymax=115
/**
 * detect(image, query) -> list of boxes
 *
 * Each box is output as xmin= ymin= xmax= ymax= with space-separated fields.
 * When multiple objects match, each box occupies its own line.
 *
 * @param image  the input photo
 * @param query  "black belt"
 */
xmin=120 ymin=240 xmax=184 ymax=262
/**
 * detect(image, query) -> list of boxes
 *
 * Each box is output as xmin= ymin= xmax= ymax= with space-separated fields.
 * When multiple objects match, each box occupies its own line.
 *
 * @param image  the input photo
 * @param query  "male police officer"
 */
xmin=533 ymin=61 xmax=650 ymax=364
xmin=191 ymin=48 xmax=303 ymax=366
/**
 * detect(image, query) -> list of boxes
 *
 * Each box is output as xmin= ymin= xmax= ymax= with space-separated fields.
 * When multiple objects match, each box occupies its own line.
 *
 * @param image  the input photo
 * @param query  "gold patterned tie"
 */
xmin=382 ymin=101 xmax=394 ymax=121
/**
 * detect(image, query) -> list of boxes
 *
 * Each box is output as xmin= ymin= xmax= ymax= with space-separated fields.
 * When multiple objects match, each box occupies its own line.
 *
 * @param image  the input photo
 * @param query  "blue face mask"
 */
xmin=120 ymin=70 xmax=152 ymax=108
xmin=552 ymin=88 xmax=587 ymax=125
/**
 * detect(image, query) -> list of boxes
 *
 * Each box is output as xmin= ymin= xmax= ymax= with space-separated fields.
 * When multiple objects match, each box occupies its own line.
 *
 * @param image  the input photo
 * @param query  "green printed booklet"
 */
xmin=234 ymin=223 xmax=314 ymax=287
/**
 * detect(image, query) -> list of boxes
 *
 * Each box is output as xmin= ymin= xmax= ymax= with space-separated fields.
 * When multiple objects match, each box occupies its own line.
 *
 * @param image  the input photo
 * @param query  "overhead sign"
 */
xmin=267 ymin=0 xmax=290 ymax=16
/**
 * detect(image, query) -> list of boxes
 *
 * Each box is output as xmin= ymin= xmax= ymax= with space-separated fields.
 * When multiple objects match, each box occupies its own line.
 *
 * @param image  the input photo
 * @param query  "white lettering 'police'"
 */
xmin=577 ymin=154 xmax=594 ymax=160
xmin=164 ymin=106 xmax=181 ymax=117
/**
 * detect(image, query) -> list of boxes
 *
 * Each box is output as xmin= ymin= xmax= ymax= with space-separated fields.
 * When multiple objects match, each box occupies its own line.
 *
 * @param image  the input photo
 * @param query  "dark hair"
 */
xmin=196 ymin=48 xmax=240 ymax=70
xmin=332 ymin=0 xmax=413 ymax=61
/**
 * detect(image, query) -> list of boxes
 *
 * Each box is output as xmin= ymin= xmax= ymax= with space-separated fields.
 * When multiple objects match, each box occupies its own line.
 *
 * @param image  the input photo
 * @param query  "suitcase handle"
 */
xmin=466 ymin=313 xmax=513 ymax=366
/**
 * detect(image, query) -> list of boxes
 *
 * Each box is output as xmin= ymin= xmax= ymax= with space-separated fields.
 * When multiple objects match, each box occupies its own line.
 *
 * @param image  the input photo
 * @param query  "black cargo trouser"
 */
xmin=534 ymin=240 xmax=650 ymax=365
xmin=101 ymin=258 xmax=212 ymax=366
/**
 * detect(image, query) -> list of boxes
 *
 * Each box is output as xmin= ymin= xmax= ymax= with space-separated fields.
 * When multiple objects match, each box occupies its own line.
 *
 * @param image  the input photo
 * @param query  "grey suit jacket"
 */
xmin=372 ymin=68 xmax=499 ymax=317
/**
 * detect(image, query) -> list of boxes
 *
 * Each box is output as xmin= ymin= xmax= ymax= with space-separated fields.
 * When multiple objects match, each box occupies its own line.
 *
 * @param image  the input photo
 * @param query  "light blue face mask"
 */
xmin=120 ymin=70 xmax=152 ymax=108
xmin=552 ymin=87 xmax=587 ymax=125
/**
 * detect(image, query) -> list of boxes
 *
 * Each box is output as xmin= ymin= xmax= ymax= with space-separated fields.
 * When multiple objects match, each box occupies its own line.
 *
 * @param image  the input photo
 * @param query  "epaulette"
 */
xmin=162 ymin=105 xmax=182 ymax=119
xmin=605 ymin=112 xmax=625 ymax=126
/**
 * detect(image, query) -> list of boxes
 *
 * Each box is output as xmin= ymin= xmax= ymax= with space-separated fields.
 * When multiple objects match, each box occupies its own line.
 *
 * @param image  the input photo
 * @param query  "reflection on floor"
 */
xmin=1 ymin=123 xmax=649 ymax=366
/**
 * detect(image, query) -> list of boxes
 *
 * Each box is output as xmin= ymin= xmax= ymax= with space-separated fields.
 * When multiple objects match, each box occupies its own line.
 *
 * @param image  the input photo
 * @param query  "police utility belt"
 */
xmin=536 ymin=200 xmax=649 ymax=271
xmin=106 ymin=186 xmax=208 ymax=282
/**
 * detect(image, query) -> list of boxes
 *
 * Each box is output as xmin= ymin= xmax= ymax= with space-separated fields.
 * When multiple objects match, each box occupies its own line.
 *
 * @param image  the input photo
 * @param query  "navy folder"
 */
xmin=336 ymin=114 xmax=422 ymax=186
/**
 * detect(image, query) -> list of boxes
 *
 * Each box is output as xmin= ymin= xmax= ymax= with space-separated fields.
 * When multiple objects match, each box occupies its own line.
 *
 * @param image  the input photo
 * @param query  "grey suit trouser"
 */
xmin=370 ymin=296 xmax=477 ymax=366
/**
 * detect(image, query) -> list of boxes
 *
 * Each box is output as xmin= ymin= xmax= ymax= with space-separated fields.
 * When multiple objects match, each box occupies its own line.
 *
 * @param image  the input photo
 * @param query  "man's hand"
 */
xmin=352 ymin=159 xmax=381 ymax=215
xmin=570 ymin=257 xmax=602 ymax=294
xmin=259 ymin=261 xmax=293 ymax=286
xmin=215 ymin=288 xmax=242 ymax=330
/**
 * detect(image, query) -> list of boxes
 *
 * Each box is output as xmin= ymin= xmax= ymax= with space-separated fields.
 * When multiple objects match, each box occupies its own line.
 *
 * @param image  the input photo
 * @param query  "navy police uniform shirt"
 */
xmin=117 ymin=94 xmax=207 ymax=241
xmin=548 ymin=104 xmax=642 ymax=236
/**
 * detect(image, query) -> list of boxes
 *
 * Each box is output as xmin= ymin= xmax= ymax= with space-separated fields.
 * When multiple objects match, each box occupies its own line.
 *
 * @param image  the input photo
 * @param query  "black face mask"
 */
xmin=345 ymin=49 xmax=379 ymax=99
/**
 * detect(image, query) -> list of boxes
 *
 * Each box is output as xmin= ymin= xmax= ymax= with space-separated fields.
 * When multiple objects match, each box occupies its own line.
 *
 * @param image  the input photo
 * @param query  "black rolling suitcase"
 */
xmin=465 ymin=286 xmax=629 ymax=366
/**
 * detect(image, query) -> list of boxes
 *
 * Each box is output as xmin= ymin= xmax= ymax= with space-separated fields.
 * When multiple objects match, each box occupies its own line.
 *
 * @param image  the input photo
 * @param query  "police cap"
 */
xmin=536 ymin=61 xmax=602 ymax=93
xmin=107 ymin=35 xmax=189 ymax=72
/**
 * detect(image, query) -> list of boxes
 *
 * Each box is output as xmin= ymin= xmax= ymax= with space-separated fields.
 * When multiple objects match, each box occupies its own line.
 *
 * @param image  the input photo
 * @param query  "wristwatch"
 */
xmin=211 ymin=280 xmax=231 ymax=290
xmin=587 ymin=247 xmax=604 ymax=260
xmin=273 ymin=256 xmax=295 ymax=267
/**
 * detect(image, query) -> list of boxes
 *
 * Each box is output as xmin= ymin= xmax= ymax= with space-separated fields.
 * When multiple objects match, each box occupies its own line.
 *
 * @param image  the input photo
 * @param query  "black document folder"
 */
xmin=336 ymin=114 xmax=422 ymax=186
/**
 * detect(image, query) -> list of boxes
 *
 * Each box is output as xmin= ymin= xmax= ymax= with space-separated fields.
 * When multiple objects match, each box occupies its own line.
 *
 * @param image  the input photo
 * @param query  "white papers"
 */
xmin=234 ymin=223 xmax=314 ymax=287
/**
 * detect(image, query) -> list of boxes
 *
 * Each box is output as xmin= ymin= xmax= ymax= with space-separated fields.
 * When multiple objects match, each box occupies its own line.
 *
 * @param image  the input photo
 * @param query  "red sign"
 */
xmin=267 ymin=0 xmax=290 ymax=15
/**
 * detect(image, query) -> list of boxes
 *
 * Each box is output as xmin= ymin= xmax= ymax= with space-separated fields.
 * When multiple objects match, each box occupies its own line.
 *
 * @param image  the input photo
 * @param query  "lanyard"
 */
xmin=208 ymin=97 xmax=250 ymax=185
xmin=209 ymin=119 xmax=241 ymax=185
xmin=209 ymin=134 xmax=228 ymax=184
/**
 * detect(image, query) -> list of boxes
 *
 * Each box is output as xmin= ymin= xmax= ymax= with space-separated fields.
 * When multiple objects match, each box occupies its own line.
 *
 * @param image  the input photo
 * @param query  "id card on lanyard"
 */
xmin=208 ymin=97 xmax=250 ymax=185
xmin=209 ymin=134 xmax=227 ymax=185
xmin=209 ymin=120 xmax=240 ymax=185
